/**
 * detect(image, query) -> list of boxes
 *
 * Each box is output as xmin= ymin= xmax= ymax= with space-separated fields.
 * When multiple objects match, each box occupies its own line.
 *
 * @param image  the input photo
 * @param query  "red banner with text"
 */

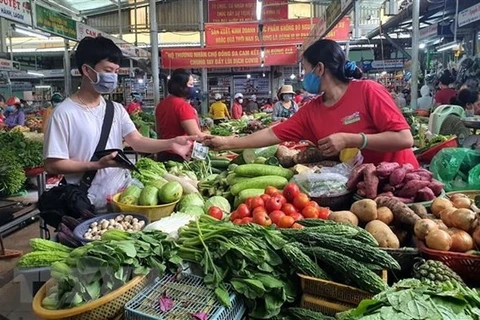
xmin=325 ymin=17 xmax=350 ymax=42
xmin=208 ymin=0 xmax=288 ymax=22
xmin=161 ymin=45 xmax=298 ymax=69
xmin=205 ymin=18 xmax=317 ymax=47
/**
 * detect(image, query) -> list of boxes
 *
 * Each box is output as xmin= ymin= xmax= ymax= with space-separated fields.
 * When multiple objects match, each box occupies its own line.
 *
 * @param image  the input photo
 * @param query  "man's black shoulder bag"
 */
xmin=39 ymin=101 xmax=115 ymax=229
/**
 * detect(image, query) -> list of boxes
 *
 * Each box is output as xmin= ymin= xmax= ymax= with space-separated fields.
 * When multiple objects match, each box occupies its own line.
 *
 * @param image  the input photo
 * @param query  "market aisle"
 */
xmin=0 ymin=222 xmax=41 ymax=319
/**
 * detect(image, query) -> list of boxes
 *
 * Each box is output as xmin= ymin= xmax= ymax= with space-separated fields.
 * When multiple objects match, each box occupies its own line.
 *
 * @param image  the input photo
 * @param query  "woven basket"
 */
xmin=311 ymin=191 xmax=353 ymax=211
xmin=299 ymin=270 xmax=387 ymax=306
xmin=300 ymin=293 xmax=354 ymax=316
xmin=32 ymin=275 xmax=149 ymax=320
xmin=416 ymin=238 xmax=480 ymax=286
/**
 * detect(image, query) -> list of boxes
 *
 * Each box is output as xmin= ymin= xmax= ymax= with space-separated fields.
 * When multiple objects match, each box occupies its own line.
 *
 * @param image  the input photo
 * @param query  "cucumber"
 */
xmin=210 ymin=158 xmax=231 ymax=169
xmin=230 ymin=175 xmax=288 ymax=195
xmin=235 ymin=164 xmax=294 ymax=180
xmin=226 ymin=173 xmax=249 ymax=186
xmin=242 ymin=145 xmax=279 ymax=163
xmin=238 ymin=188 xmax=265 ymax=203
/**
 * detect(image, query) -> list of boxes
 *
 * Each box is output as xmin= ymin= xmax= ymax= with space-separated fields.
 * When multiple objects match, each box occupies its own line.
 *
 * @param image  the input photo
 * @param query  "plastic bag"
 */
xmin=430 ymin=148 xmax=480 ymax=192
xmin=291 ymin=163 xmax=351 ymax=197
xmin=89 ymin=168 xmax=135 ymax=211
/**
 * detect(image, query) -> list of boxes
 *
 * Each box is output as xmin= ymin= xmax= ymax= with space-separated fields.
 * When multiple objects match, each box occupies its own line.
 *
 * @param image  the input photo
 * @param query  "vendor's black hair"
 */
xmin=75 ymin=36 xmax=123 ymax=75
xmin=168 ymin=68 xmax=191 ymax=98
xmin=303 ymin=39 xmax=363 ymax=83
xmin=456 ymin=88 xmax=478 ymax=108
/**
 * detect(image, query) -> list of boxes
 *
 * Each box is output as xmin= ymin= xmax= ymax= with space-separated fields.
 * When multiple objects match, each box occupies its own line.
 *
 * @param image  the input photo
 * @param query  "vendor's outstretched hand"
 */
xmin=169 ymin=136 xmax=197 ymax=160
xmin=317 ymin=133 xmax=348 ymax=157
xmin=203 ymin=135 xmax=230 ymax=151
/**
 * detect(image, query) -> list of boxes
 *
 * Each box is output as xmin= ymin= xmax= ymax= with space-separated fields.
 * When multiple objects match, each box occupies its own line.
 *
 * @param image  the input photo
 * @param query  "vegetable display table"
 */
xmin=462 ymin=118 xmax=480 ymax=135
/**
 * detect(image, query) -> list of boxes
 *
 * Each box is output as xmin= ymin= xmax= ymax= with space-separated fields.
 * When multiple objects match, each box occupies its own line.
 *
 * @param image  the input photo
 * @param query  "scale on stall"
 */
xmin=428 ymin=105 xmax=472 ymax=145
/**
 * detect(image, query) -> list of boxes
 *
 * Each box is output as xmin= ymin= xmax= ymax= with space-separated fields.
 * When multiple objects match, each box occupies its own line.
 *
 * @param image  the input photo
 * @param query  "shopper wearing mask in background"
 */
xmin=44 ymin=37 xmax=196 ymax=209
xmin=205 ymin=39 xmax=418 ymax=167
xmin=127 ymin=93 xmax=142 ymax=115
xmin=272 ymin=85 xmax=298 ymax=121
xmin=435 ymin=71 xmax=457 ymax=106
xmin=247 ymin=95 xmax=259 ymax=114
xmin=416 ymin=85 xmax=434 ymax=114
xmin=209 ymin=93 xmax=230 ymax=124
xmin=231 ymin=93 xmax=244 ymax=119
xmin=4 ymin=96 xmax=25 ymax=128
xmin=455 ymin=88 xmax=480 ymax=117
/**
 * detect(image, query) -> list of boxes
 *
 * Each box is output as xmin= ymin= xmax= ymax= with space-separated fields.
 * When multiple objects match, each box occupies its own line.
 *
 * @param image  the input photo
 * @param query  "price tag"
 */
xmin=191 ymin=141 xmax=209 ymax=160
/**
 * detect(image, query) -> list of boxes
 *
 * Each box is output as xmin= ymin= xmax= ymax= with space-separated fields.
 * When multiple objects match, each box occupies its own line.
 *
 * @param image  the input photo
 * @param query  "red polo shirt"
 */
xmin=272 ymin=80 xmax=419 ymax=167
xmin=155 ymin=95 xmax=199 ymax=139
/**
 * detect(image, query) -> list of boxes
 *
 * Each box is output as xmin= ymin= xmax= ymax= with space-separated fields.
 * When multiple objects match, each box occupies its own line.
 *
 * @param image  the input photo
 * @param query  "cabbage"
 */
xmin=177 ymin=193 xmax=205 ymax=211
xmin=181 ymin=205 xmax=205 ymax=216
xmin=204 ymin=196 xmax=231 ymax=213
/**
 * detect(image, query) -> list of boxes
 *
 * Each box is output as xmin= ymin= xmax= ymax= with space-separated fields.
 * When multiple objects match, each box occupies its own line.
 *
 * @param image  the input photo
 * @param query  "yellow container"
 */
xmin=111 ymin=193 xmax=178 ymax=221
xmin=32 ymin=275 xmax=148 ymax=320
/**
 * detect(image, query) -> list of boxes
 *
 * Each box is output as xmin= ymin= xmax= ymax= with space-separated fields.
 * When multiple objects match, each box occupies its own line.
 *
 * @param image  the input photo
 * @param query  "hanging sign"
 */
xmin=325 ymin=17 xmax=350 ymax=41
xmin=34 ymin=3 xmax=77 ymax=40
xmin=70 ymin=67 xmax=132 ymax=77
xmin=0 ymin=0 xmax=32 ymax=25
xmin=0 ymin=58 xmax=14 ymax=70
xmin=458 ymin=2 xmax=480 ymax=27
xmin=361 ymin=59 xmax=404 ymax=72
xmin=161 ymin=45 xmax=298 ymax=69
xmin=208 ymin=0 xmax=288 ymax=22
xmin=205 ymin=18 xmax=317 ymax=47
xmin=325 ymin=0 xmax=342 ymax=29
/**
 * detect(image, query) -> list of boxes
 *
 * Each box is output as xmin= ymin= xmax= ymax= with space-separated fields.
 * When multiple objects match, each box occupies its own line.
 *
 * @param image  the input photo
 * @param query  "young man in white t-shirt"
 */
xmin=43 ymin=36 xmax=195 ymax=209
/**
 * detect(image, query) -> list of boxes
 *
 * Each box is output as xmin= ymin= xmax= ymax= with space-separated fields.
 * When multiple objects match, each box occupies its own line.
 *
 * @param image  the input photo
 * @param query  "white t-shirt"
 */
xmin=43 ymin=97 xmax=137 ymax=208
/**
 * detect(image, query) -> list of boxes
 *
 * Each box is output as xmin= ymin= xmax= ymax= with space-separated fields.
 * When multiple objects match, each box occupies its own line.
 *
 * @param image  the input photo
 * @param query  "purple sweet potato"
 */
xmin=416 ymin=187 xmax=436 ymax=202
xmin=404 ymin=173 xmax=421 ymax=182
xmin=402 ymin=163 xmax=415 ymax=173
xmin=357 ymin=189 xmax=366 ymax=197
xmin=357 ymin=181 xmax=366 ymax=190
xmin=396 ymin=180 xmax=431 ymax=198
xmin=363 ymin=164 xmax=380 ymax=199
xmin=389 ymin=167 xmax=406 ymax=186
xmin=376 ymin=162 xmax=400 ymax=177
xmin=346 ymin=163 xmax=368 ymax=190
xmin=414 ymin=169 xmax=433 ymax=182
xmin=376 ymin=196 xmax=419 ymax=226
xmin=378 ymin=191 xmax=394 ymax=198
xmin=428 ymin=179 xmax=444 ymax=196
xmin=393 ymin=197 xmax=415 ymax=204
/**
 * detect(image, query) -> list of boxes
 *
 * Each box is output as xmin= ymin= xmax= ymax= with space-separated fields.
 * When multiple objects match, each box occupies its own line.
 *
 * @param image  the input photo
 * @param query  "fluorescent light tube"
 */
xmin=256 ymin=0 xmax=262 ymax=21
xmin=28 ymin=71 xmax=45 ymax=77
xmin=14 ymin=26 xmax=50 ymax=39
xmin=437 ymin=41 xmax=460 ymax=52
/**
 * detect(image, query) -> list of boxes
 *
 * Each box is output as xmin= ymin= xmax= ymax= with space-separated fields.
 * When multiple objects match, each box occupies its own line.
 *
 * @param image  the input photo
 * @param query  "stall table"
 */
xmin=462 ymin=118 xmax=480 ymax=135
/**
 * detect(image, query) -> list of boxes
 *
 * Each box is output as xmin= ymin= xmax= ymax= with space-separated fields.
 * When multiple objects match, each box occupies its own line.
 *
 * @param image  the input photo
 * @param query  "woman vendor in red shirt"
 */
xmin=156 ymin=69 xmax=204 ymax=161
xmin=205 ymin=39 xmax=418 ymax=167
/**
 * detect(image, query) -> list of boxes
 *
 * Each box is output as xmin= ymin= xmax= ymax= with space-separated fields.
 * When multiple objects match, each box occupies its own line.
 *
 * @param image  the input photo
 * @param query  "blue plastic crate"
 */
xmin=125 ymin=273 xmax=246 ymax=320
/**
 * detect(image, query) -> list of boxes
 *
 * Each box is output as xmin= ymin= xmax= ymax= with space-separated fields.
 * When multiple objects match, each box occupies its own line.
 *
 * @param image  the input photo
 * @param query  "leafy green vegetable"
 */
xmin=0 ymin=131 xmax=43 ymax=168
xmin=0 ymin=149 xmax=26 ymax=195
xmin=132 ymin=158 xmax=166 ymax=184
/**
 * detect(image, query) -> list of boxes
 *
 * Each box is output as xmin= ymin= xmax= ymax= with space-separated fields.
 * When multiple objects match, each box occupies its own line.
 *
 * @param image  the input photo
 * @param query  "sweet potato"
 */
xmin=410 ymin=203 xmax=428 ymax=219
xmin=402 ymin=163 xmax=415 ymax=173
xmin=357 ymin=188 xmax=366 ymax=197
xmin=428 ymin=179 xmax=444 ymax=196
xmin=293 ymin=147 xmax=326 ymax=164
xmin=416 ymin=187 xmax=436 ymax=202
xmin=376 ymin=162 xmax=400 ymax=177
xmin=389 ymin=167 xmax=406 ymax=186
xmin=376 ymin=196 xmax=421 ymax=226
xmin=404 ymin=173 xmax=421 ymax=182
xmin=396 ymin=180 xmax=431 ymax=198
xmin=378 ymin=191 xmax=394 ymax=198
xmin=414 ymin=169 xmax=433 ymax=181
xmin=363 ymin=164 xmax=379 ymax=199
xmin=393 ymin=197 xmax=415 ymax=204
xmin=346 ymin=163 xmax=368 ymax=190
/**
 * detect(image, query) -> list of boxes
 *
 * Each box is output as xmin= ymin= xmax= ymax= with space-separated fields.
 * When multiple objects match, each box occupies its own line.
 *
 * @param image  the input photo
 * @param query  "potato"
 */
xmin=376 ymin=207 xmax=394 ymax=225
xmin=365 ymin=220 xmax=400 ymax=248
xmin=328 ymin=211 xmax=359 ymax=226
xmin=350 ymin=199 xmax=378 ymax=223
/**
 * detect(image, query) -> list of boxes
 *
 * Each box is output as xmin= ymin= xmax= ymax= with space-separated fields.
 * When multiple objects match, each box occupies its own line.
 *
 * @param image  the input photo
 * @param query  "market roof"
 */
xmin=45 ymin=0 xmax=131 ymax=16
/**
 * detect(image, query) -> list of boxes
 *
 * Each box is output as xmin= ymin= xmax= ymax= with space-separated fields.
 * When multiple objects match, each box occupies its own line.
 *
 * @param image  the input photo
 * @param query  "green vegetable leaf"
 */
xmin=405 ymin=298 xmax=431 ymax=319
xmin=113 ymin=241 xmax=137 ymax=258
xmin=214 ymin=286 xmax=231 ymax=307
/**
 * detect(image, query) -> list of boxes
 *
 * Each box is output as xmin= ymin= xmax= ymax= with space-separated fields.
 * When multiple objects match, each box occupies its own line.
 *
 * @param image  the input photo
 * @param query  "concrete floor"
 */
xmin=0 ymin=222 xmax=42 ymax=320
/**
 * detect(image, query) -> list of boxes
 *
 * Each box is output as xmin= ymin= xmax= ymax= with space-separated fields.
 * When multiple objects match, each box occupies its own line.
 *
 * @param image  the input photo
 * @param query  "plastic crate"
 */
xmin=125 ymin=273 xmax=245 ymax=320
